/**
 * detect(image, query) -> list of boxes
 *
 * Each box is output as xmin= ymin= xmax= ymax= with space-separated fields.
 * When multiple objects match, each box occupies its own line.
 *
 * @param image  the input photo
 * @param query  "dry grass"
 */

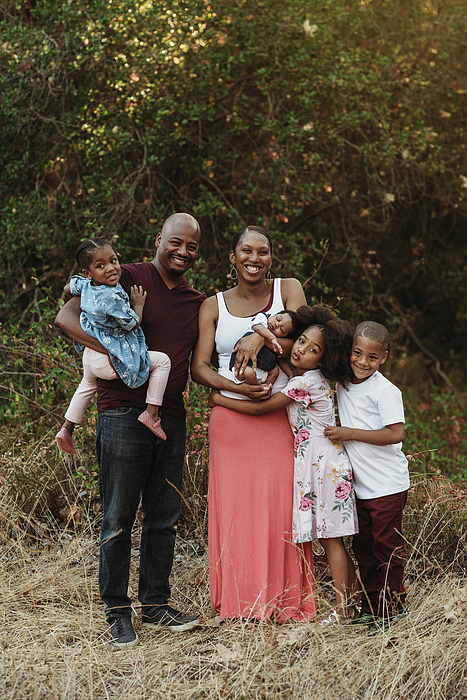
xmin=1 ymin=492 xmax=467 ymax=700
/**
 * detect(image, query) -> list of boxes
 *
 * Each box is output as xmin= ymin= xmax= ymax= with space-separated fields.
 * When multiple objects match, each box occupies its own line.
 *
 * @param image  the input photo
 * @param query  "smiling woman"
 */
xmin=191 ymin=226 xmax=316 ymax=622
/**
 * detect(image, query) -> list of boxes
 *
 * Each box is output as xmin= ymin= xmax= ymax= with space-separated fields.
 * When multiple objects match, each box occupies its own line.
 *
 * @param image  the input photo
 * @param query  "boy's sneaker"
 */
xmin=108 ymin=617 xmax=139 ymax=649
xmin=351 ymin=611 xmax=375 ymax=627
xmin=367 ymin=606 xmax=409 ymax=635
xmin=141 ymin=605 xmax=200 ymax=632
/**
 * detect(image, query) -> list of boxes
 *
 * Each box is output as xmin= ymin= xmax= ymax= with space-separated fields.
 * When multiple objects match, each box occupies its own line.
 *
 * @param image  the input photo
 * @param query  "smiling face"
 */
xmin=290 ymin=326 xmax=326 ymax=375
xmin=230 ymin=231 xmax=272 ymax=283
xmin=82 ymin=244 xmax=121 ymax=287
xmin=267 ymin=312 xmax=294 ymax=338
xmin=350 ymin=335 xmax=388 ymax=384
xmin=155 ymin=213 xmax=201 ymax=281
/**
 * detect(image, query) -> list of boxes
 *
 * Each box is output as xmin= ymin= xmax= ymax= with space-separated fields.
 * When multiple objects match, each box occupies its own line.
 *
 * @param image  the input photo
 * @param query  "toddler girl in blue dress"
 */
xmin=55 ymin=237 xmax=171 ymax=454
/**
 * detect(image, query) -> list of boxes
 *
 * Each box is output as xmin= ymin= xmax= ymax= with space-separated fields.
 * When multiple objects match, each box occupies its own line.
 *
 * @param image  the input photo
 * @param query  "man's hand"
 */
xmin=324 ymin=426 xmax=350 ymax=443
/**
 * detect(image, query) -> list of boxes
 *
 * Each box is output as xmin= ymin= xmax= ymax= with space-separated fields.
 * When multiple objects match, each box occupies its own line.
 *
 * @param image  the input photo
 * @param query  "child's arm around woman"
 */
xmin=325 ymin=422 xmax=404 ymax=445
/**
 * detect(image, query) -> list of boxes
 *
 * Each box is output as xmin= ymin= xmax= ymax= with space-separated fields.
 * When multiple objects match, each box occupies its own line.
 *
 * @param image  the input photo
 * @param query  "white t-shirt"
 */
xmin=336 ymin=371 xmax=410 ymax=500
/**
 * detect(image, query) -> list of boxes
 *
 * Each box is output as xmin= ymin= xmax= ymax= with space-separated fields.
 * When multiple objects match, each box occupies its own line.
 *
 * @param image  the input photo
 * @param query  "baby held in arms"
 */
xmin=229 ymin=309 xmax=301 ymax=385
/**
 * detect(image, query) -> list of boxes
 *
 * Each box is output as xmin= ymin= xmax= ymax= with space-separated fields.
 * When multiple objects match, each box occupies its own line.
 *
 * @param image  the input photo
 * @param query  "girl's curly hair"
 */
xmin=295 ymin=305 xmax=353 ymax=388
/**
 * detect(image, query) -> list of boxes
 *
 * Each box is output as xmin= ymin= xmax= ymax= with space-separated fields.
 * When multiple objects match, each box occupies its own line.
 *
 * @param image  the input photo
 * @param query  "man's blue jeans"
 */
xmin=96 ymin=407 xmax=186 ymax=619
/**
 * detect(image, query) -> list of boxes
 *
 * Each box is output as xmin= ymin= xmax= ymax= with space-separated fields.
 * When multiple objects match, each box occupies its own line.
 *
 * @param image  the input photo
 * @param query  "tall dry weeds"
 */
xmin=2 ymin=466 xmax=467 ymax=699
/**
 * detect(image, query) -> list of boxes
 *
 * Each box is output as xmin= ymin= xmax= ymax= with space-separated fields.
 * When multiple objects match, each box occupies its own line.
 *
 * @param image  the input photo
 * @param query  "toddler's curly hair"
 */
xmin=295 ymin=305 xmax=353 ymax=388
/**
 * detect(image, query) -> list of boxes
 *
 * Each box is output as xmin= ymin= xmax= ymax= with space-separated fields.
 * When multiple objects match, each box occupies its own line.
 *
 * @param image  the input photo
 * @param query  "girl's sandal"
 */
xmin=138 ymin=411 xmax=167 ymax=440
xmin=55 ymin=428 xmax=76 ymax=455
xmin=318 ymin=609 xmax=350 ymax=626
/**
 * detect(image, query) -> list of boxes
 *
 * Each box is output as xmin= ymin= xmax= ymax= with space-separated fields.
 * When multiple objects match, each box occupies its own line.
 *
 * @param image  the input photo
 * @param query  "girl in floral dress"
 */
xmin=210 ymin=305 xmax=359 ymax=623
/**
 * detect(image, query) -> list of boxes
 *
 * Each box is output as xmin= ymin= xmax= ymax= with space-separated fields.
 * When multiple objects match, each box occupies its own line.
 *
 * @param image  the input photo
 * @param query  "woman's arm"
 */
xmin=55 ymin=296 xmax=107 ymax=353
xmin=324 ymin=423 xmax=404 ymax=445
xmin=232 ymin=278 xmax=306 ymax=376
xmin=281 ymin=277 xmax=307 ymax=310
xmin=209 ymin=388 xmax=292 ymax=416
xmin=232 ymin=332 xmax=265 ymax=376
xmin=191 ymin=297 xmax=271 ymax=400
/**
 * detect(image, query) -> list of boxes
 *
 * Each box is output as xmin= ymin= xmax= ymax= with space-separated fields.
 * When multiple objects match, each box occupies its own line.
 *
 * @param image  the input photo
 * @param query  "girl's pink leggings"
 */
xmin=64 ymin=348 xmax=171 ymax=424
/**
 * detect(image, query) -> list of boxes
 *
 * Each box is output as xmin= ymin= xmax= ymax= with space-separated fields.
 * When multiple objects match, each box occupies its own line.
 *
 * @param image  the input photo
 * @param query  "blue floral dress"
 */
xmin=282 ymin=370 xmax=359 ymax=542
xmin=70 ymin=276 xmax=151 ymax=388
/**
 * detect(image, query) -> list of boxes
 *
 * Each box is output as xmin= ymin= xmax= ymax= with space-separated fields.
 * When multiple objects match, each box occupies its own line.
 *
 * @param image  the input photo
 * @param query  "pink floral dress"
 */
xmin=282 ymin=370 xmax=359 ymax=542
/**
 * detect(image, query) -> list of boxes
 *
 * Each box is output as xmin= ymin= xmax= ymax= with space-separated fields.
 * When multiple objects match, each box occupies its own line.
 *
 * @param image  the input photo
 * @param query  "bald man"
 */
xmin=56 ymin=214 xmax=206 ymax=647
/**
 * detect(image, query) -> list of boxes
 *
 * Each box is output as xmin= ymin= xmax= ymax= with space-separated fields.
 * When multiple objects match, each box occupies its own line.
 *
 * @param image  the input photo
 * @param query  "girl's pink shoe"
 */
xmin=55 ymin=428 xmax=76 ymax=455
xmin=138 ymin=411 xmax=167 ymax=440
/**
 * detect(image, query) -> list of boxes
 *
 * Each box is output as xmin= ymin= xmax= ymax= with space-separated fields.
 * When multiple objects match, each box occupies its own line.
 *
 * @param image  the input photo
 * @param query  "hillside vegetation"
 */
xmin=1 ymin=0 xmax=466 ymax=369
xmin=1 ymin=4 xmax=467 ymax=696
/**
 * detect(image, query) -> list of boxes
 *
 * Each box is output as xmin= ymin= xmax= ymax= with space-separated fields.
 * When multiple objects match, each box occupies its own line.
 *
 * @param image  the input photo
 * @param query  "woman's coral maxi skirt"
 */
xmin=208 ymin=406 xmax=316 ymax=622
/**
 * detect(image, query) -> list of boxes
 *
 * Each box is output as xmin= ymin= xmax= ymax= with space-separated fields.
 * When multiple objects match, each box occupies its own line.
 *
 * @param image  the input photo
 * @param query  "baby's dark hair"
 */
xmin=354 ymin=320 xmax=390 ymax=352
xmin=295 ymin=305 xmax=354 ymax=388
xmin=76 ymin=237 xmax=118 ymax=270
xmin=276 ymin=309 xmax=301 ymax=339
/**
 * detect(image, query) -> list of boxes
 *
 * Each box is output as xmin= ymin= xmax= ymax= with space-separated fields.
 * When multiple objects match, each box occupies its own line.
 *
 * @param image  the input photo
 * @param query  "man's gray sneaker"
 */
xmin=142 ymin=605 xmax=200 ymax=631
xmin=109 ymin=617 xmax=139 ymax=648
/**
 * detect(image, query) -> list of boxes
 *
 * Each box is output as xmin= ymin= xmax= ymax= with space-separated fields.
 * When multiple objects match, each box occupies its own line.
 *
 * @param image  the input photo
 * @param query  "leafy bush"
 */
xmin=1 ymin=0 xmax=467 ymax=369
xmin=404 ymin=390 xmax=467 ymax=482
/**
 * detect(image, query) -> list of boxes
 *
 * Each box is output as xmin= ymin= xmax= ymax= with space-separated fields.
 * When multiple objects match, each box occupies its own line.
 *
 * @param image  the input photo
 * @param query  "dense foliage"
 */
xmin=0 ymin=0 xmax=466 ymax=373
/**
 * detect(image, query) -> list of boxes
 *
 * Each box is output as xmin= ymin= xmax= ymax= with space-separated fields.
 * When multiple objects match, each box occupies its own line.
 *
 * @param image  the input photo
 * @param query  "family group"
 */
xmin=55 ymin=214 xmax=409 ymax=648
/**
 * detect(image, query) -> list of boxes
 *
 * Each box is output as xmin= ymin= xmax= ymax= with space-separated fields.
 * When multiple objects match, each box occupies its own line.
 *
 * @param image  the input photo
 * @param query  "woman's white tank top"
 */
xmin=215 ymin=278 xmax=289 ymax=399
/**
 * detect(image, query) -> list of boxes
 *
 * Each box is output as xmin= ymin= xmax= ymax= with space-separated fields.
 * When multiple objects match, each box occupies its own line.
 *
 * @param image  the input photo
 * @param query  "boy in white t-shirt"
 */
xmin=324 ymin=321 xmax=409 ymax=629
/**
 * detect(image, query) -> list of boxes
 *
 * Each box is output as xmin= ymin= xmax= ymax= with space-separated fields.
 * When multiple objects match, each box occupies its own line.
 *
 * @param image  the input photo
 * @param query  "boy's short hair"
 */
xmin=353 ymin=321 xmax=390 ymax=352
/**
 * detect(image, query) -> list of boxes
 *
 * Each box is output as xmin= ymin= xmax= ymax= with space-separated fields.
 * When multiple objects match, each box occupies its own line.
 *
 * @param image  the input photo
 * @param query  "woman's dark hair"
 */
xmin=231 ymin=226 xmax=273 ymax=255
xmin=76 ymin=237 xmax=118 ymax=269
xmin=295 ymin=305 xmax=354 ymax=388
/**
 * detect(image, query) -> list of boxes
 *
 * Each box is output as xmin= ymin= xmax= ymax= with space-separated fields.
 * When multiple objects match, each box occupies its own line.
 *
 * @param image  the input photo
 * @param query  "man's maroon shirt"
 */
xmin=96 ymin=262 xmax=206 ymax=418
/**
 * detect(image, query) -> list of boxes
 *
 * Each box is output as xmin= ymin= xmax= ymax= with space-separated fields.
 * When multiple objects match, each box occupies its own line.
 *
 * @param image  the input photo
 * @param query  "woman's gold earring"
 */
xmin=266 ymin=269 xmax=272 ymax=282
xmin=229 ymin=266 xmax=238 ymax=282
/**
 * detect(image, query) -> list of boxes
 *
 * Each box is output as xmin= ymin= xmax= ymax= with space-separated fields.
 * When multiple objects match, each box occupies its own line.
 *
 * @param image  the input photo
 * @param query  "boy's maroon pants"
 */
xmin=353 ymin=490 xmax=408 ymax=618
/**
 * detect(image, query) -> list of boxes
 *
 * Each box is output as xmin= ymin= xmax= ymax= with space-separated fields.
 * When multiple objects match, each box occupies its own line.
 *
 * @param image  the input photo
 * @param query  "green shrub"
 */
xmin=404 ymin=390 xmax=467 ymax=482
xmin=1 ymin=0 xmax=467 ymax=367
